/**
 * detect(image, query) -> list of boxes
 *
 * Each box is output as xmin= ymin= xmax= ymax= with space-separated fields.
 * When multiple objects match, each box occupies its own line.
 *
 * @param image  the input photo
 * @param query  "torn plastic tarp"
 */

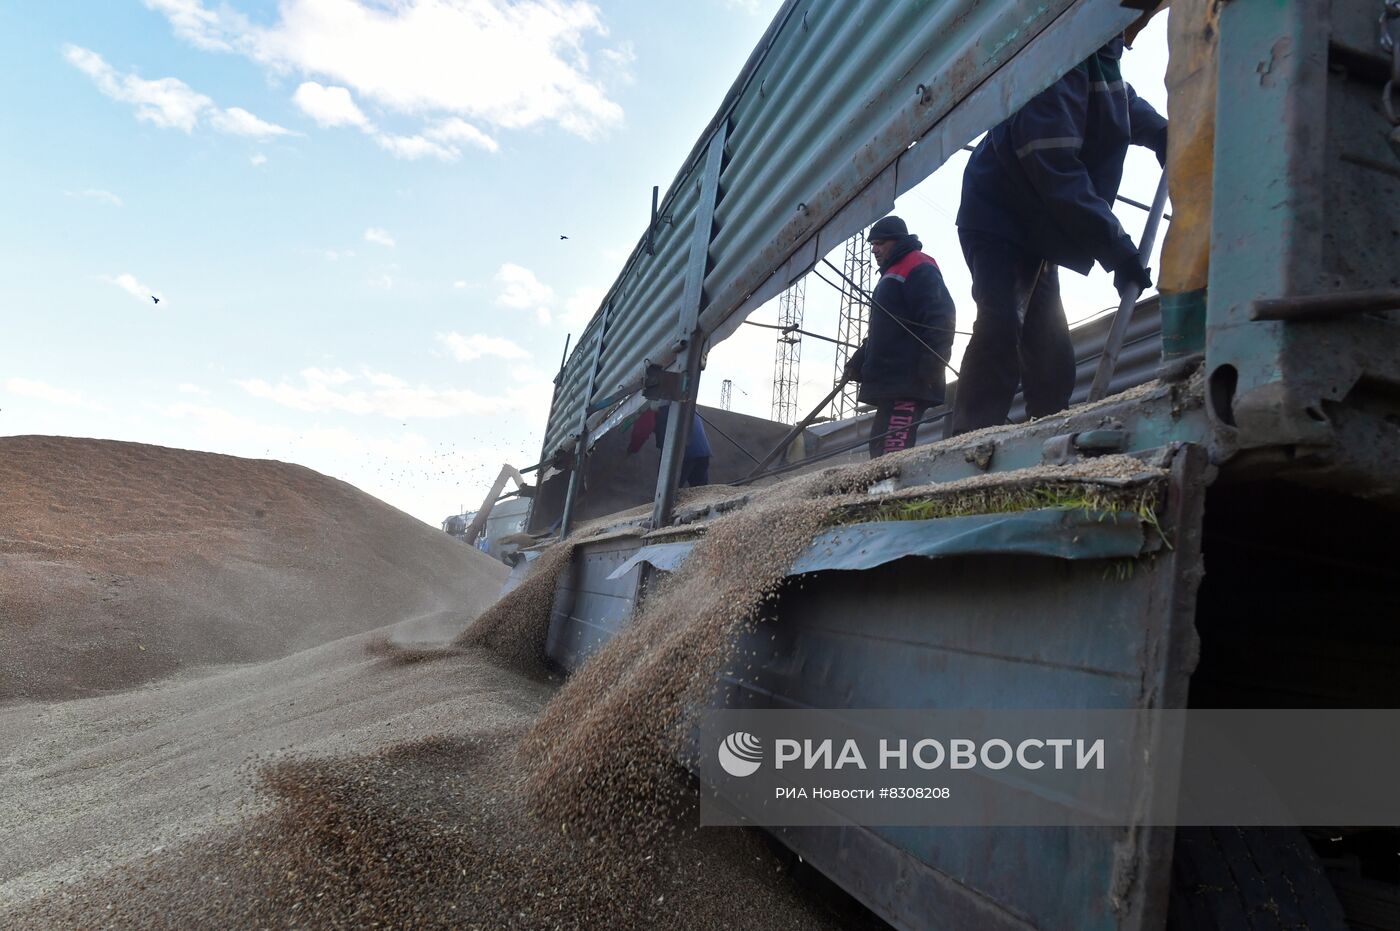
xmin=500 ymin=549 xmax=540 ymax=595
xmin=788 ymin=509 xmax=1147 ymax=575
xmin=605 ymin=508 xmax=1146 ymax=582
xmin=606 ymin=541 xmax=699 ymax=580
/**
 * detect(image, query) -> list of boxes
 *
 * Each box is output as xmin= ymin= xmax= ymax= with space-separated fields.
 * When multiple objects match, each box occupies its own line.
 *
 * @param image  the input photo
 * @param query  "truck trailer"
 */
xmin=518 ymin=1 xmax=1400 ymax=928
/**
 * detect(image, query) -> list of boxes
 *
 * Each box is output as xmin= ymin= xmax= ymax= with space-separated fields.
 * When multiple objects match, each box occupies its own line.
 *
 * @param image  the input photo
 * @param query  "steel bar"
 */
xmin=652 ymin=126 xmax=728 ymax=528
xmin=561 ymin=301 xmax=612 ymax=539
xmin=744 ymin=319 xmax=860 ymax=349
xmin=1116 ymin=193 xmax=1172 ymax=220
xmin=1088 ymin=170 xmax=1170 ymax=402
xmin=1248 ymin=288 xmax=1400 ymax=321
xmin=743 ymin=374 xmax=850 ymax=481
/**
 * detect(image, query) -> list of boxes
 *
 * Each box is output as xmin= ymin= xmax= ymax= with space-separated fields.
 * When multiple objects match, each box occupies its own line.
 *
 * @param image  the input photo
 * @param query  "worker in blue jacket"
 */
xmin=949 ymin=36 xmax=1167 ymax=435
xmin=844 ymin=215 xmax=956 ymax=458
xmin=627 ymin=403 xmax=712 ymax=487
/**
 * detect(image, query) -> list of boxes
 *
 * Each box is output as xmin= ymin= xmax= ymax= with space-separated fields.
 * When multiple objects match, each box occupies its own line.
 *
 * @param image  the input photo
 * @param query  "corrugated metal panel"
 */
xmin=539 ymin=125 xmax=705 ymax=457
xmin=539 ymin=0 xmax=1143 ymax=460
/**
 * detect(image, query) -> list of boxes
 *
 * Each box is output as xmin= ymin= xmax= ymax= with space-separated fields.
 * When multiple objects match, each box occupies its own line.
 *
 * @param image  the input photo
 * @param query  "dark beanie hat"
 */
xmin=867 ymin=215 xmax=908 ymax=241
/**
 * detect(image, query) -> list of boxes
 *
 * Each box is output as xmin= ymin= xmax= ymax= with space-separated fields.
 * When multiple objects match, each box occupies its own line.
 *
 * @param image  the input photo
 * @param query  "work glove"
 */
xmin=1113 ymin=257 xmax=1152 ymax=297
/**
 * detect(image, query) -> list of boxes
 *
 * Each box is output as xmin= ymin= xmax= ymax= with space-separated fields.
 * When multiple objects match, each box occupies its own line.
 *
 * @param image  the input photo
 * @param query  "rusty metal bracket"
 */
xmin=1248 ymin=288 xmax=1400 ymax=321
xmin=1042 ymin=429 xmax=1130 ymax=465
xmin=642 ymin=364 xmax=685 ymax=401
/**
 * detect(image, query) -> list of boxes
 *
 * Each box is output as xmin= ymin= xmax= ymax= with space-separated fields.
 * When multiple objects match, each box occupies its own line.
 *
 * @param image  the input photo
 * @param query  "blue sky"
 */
xmin=1 ymin=2 xmax=1169 ymax=525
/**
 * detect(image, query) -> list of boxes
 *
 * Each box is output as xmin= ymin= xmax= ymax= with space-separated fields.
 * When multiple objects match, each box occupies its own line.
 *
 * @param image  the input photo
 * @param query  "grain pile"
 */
xmin=3 ymin=436 xmax=880 ymax=929
xmin=5 ymin=429 xmax=1162 ymax=928
xmin=0 ymin=435 xmax=506 ymax=702
xmin=13 ymin=726 xmax=870 ymax=930
xmin=455 ymin=539 xmax=579 ymax=677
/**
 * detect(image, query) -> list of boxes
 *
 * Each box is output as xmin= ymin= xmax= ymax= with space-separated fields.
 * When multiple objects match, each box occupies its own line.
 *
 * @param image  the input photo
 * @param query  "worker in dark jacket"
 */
xmin=949 ymin=36 xmax=1168 ymax=435
xmin=844 ymin=215 xmax=956 ymax=458
xmin=627 ymin=403 xmax=712 ymax=487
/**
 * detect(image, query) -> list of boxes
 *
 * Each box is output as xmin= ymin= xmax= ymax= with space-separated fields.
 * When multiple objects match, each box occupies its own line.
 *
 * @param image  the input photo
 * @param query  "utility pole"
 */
xmin=720 ymin=379 xmax=733 ymax=411
xmin=770 ymin=278 xmax=805 ymax=424
xmin=831 ymin=231 xmax=871 ymax=420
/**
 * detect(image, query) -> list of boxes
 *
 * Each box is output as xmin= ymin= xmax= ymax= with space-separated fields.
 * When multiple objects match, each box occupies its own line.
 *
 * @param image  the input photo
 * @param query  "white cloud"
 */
xmin=208 ymin=106 xmax=293 ymax=138
xmin=292 ymin=81 xmax=370 ymax=128
xmin=63 ymin=45 xmax=291 ymax=137
xmin=5 ymin=377 xmax=108 ymax=411
xmin=423 ymin=117 xmax=498 ymax=154
xmin=65 ymin=45 xmax=209 ymax=131
xmin=291 ymin=81 xmax=496 ymax=161
xmin=146 ymin=0 xmax=626 ymax=140
xmin=437 ymin=331 xmax=530 ymax=362
xmin=601 ymin=42 xmax=636 ymax=69
xmin=100 ymin=272 xmax=161 ymax=303
xmin=236 ymin=366 xmax=545 ymax=419
xmin=143 ymin=0 xmax=237 ymax=51
xmin=374 ymin=132 xmax=458 ymax=162
xmin=494 ymin=262 xmax=553 ymax=324
xmin=363 ymin=227 xmax=395 ymax=247
xmin=65 ymin=188 xmax=123 ymax=207
xmin=250 ymin=152 xmax=268 ymax=166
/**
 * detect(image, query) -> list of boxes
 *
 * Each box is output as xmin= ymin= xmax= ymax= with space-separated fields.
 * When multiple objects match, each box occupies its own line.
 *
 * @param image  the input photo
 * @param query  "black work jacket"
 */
xmin=849 ymin=237 xmax=956 ymax=405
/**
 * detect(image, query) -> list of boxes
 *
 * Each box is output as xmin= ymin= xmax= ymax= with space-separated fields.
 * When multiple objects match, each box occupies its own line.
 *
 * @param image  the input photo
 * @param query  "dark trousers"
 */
xmin=680 ymin=456 xmax=710 ymax=487
xmin=868 ymin=399 xmax=929 ymax=459
xmin=948 ymin=231 xmax=1075 ymax=435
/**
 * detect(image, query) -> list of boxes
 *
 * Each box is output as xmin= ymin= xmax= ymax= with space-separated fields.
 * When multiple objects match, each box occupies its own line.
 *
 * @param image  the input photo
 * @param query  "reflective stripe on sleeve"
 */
xmin=1015 ymin=136 xmax=1083 ymax=159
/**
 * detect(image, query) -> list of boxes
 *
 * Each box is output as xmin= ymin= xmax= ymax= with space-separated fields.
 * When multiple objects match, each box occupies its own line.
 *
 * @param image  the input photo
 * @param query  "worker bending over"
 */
xmin=627 ymin=403 xmax=712 ymax=487
xmin=949 ymin=35 xmax=1167 ymax=435
xmin=844 ymin=215 xmax=956 ymax=458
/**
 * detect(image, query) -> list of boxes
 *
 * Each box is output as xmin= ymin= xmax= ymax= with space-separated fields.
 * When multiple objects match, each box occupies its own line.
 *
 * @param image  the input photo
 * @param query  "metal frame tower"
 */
xmin=720 ymin=379 xmax=733 ymax=411
xmin=831 ymin=231 xmax=872 ymax=420
xmin=770 ymin=278 xmax=805 ymax=424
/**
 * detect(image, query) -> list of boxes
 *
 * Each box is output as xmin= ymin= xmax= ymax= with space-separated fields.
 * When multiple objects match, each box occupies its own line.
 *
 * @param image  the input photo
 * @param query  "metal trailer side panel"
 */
xmin=544 ymin=536 xmax=646 ymax=672
xmin=713 ymin=448 xmax=1207 ymax=930
xmin=544 ymin=446 xmax=1208 ymax=930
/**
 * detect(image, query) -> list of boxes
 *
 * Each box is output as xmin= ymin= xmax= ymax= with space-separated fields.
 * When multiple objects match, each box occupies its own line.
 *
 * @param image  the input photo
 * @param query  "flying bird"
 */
xmin=151 ymin=296 xmax=160 ymax=304
xmin=559 ymin=235 xmax=569 ymax=240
